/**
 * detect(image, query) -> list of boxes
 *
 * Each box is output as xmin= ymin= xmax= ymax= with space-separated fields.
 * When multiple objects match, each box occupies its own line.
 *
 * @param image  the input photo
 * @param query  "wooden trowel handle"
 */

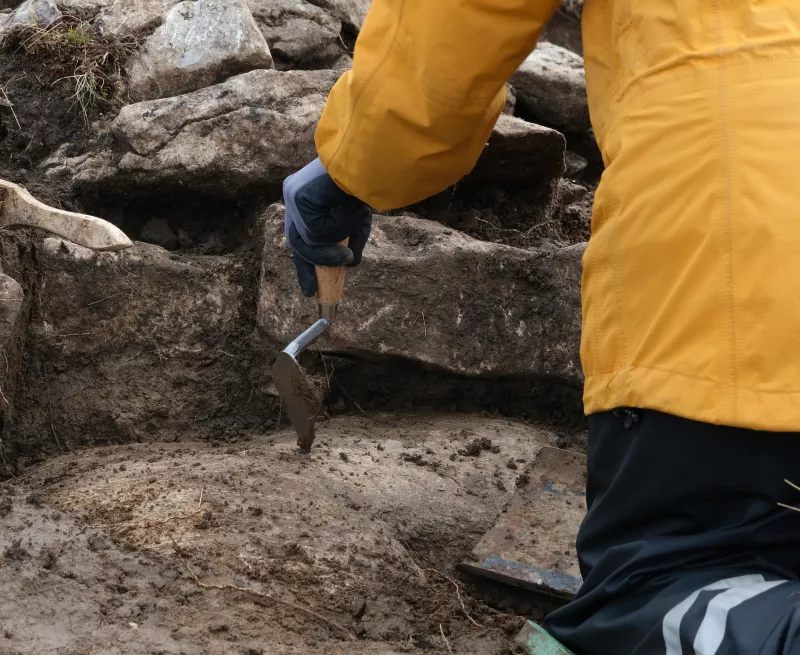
xmin=315 ymin=238 xmax=348 ymax=322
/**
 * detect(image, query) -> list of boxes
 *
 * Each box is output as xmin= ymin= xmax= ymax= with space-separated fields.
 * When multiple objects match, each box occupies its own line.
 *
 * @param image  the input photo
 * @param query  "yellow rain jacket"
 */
xmin=316 ymin=0 xmax=800 ymax=432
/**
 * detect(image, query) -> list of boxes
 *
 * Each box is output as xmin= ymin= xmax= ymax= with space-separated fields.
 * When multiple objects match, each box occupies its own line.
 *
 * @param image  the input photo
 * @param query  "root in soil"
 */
xmin=177 ymin=547 xmax=358 ymax=642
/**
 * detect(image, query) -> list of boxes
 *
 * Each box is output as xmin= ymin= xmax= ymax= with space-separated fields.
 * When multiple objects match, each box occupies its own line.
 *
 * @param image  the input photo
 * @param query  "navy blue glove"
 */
xmin=283 ymin=159 xmax=372 ymax=297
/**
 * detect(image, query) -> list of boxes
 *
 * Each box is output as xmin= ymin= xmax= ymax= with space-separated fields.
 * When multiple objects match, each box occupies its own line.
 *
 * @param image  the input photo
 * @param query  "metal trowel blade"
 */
xmin=273 ymin=352 xmax=319 ymax=451
xmin=272 ymin=318 xmax=330 ymax=452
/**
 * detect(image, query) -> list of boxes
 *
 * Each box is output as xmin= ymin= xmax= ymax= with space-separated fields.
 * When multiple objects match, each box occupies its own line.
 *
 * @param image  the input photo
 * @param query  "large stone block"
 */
xmin=1 ymin=0 xmax=60 ymax=29
xmin=127 ymin=0 xmax=273 ymax=102
xmin=67 ymin=69 xmax=338 ymax=194
xmin=248 ymin=0 xmax=341 ymax=69
xmin=258 ymin=205 xmax=583 ymax=384
xmin=512 ymin=42 xmax=589 ymax=133
xmin=7 ymin=238 xmax=271 ymax=454
xmin=94 ymin=0 xmax=178 ymax=35
xmin=310 ymin=0 xmax=369 ymax=30
xmin=58 ymin=70 xmax=567 ymax=203
xmin=467 ymin=114 xmax=565 ymax=188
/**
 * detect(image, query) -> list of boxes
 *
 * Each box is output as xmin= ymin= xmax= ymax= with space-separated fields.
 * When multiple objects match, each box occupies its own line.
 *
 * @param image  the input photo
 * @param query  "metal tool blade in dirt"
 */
xmin=461 ymin=446 xmax=586 ymax=600
xmin=273 ymin=318 xmax=330 ymax=452
xmin=273 ymin=239 xmax=348 ymax=452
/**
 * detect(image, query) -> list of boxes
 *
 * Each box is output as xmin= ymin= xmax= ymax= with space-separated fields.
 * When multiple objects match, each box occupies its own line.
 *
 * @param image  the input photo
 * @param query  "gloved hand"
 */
xmin=283 ymin=158 xmax=372 ymax=297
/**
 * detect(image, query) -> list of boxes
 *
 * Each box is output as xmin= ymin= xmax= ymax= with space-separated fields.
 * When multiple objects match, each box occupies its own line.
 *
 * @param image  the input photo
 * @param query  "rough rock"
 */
xmin=63 ymin=70 xmax=554 ymax=199
xmin=54 ymin=0 xmax=108 ymax=20
xmin=553 ymin=180 xmax=592 ymax=243
xmin=127 ymin=0 xmax=273 ymax=102
xmin=1 ymin=0 xmax=61 ymax=28
xmin=262 ymin=17 xmax=337 ymax=68
xmin=466 ymin=114 xmax=565 ymax=188
xmin=69 ymin=68 xmax=338 ymax=195
xmin=561 ymin=0 xmax=582 ymax=20
xmin=309 ymin=0 xmax=369 ymax=30
xmin=258 ymin=205 xmax=583 ymax=383
xmin=565 ymin=151 xmax=587 ymax=177
xmin=41 ymin=150 xmax=112 ymax=188
xmin=503 ymin=83 xmax=516 ymax=116
xmin=0 ymin=272 xmax=24 ymax=434
xmin=7 ymin=238 xmax=272 ymax=454
xmin=332 ymin=52 xmax=352 ymax=71
xmin=511 ymin=42 xmax=589 ymax=133
xmin=541 ymin=8 xmax=583 ymax=55
xmin=94 ymin=0 xmax=179 ymax=36
xmin=0 ymin=272 xmax=24 ymax=455
xmin=248 ymin=0 xmax=341 ymax=69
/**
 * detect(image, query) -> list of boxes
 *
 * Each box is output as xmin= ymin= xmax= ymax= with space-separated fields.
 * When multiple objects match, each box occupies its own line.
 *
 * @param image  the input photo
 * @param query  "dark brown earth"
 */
xmin=0 ymin=43 xmax=89 ymax=208
xmin=0 ymin=20 xmax=135 ymax=209
xmin=0 ymin=414 xmax=573 ymax=654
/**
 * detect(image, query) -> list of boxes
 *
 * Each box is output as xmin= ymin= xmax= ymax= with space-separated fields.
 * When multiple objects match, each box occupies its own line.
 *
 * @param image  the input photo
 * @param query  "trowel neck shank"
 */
xmin=284 ymin=317 xmax=330 ymax=359
xmin=317 ymin=302 xmax=338 ymax=323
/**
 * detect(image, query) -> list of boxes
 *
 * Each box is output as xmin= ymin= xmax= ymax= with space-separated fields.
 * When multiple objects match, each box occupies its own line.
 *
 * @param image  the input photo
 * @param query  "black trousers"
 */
xmin=545 ymin=409 xmax=800 ymax=655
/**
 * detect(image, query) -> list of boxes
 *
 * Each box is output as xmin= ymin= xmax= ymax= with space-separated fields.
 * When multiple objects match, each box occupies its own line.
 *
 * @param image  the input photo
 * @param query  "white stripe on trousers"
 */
xmin=663 ymin=575 xmax=765 ymax=655
xmin=692 ymin=580 xmax=786 ymax=655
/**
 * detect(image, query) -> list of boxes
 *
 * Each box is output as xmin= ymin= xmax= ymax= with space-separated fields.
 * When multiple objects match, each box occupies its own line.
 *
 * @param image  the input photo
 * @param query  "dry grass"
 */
xmin=0 ymin=17 xmax=137 ymax=125
xmin=779 ymin=479 xmax=800 ymax=512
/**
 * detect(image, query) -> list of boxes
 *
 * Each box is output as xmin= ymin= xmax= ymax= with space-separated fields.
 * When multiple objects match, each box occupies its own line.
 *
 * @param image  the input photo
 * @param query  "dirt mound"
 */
xmin=2 ymin=414 xmax=563 ymax=653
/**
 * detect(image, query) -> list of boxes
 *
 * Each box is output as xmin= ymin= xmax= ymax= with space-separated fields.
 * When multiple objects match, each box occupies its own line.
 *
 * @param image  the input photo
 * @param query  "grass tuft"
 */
xmin=1 ymin=17 xmax=137 ymax=125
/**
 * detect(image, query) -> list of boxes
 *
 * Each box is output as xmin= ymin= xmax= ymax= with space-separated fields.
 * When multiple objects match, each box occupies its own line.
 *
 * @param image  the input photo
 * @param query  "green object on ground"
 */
xmin=514 ymin=620 xmax=575 ymax=655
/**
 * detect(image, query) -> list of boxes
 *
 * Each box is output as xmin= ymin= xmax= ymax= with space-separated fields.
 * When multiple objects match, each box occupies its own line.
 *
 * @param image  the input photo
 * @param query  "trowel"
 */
xmin=0 ymin=179 xmax=132 ymax=251
xmin=461 ymin=446 xmax=586 ymax=600
xmin=273 ymin=241 xmax=348 ymax=453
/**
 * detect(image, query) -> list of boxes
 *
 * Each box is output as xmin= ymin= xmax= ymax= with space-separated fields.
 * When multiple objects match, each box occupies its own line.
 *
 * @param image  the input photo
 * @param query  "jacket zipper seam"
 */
xmin=712 ymin=0 xmax=740 ymax=422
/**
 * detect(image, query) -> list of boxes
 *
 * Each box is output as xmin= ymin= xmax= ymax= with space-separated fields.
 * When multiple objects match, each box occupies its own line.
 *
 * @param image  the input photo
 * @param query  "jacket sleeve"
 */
xmin=315 ymin=0 xmax=562 ymax=211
